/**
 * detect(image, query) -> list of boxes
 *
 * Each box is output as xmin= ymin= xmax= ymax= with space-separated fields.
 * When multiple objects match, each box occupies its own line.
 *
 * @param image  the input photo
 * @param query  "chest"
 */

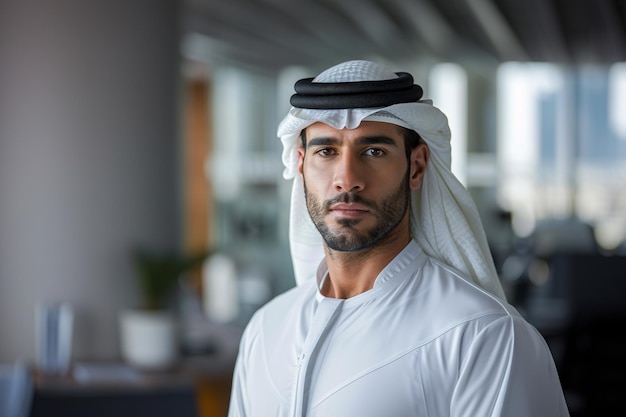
xmin=245 ymin=300 xmax=461 ymax=417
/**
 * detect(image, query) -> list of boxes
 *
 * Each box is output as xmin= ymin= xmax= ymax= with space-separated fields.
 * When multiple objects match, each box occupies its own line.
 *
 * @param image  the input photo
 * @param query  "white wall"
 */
xmin=0 ymin=0 xmax=181 ymax=362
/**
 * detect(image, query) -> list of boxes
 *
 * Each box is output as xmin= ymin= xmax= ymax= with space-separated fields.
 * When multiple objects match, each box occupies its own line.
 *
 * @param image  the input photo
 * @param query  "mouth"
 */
xmin=329 ymin=203 xmax=370 ymax=219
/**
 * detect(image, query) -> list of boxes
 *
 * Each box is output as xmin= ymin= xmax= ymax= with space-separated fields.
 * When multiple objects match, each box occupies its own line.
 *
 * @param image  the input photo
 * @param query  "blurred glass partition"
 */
xmin=497 ymin=62 xmax=626 ymax=252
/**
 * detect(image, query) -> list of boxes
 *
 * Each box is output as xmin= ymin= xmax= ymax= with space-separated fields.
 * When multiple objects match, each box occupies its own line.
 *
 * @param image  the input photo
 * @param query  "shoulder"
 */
xmin=410 ymin=253 xmax=519 ymax=329
xmin=240 ymin=279 xmax=316 ymax=341
xmin=390 ymin=242 xmax=512 ymax=321
xmin=415 ymin=256 xmax=554 ymax=358
xmin=260 ymin=278 xmax=317 ymax=319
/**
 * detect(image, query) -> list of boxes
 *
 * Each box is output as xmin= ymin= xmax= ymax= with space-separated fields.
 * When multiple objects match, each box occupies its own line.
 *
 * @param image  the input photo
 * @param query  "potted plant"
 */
xmin=119 ymin=249 xmax=210 ymax=370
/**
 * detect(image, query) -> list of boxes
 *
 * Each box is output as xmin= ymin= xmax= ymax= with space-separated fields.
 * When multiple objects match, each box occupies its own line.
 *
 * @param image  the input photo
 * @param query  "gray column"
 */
xmin=0 ymin=0 xmax=181 ymax=362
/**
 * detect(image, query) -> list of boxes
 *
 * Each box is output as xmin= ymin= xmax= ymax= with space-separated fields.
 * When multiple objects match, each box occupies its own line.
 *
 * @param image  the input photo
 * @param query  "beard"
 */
xmin=303 ymin=172 xmax=411 ymax=252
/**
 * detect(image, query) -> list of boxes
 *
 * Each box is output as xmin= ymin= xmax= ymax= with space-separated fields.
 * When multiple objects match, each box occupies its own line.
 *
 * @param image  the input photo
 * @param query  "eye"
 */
xmin=363 ymin=148 xmax=386 ymax=157
xmin=315 ymin=148 xmax=337 ymax=157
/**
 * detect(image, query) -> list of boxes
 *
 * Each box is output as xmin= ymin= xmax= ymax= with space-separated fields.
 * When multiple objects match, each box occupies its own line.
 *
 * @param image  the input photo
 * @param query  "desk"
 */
xmin=31 ymin=350 xmax=236 ymax=417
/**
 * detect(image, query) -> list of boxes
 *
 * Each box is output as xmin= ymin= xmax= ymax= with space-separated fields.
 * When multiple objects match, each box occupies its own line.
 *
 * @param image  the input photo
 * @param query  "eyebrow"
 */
xmin=307 ymin=135 xmax=398 ymax=148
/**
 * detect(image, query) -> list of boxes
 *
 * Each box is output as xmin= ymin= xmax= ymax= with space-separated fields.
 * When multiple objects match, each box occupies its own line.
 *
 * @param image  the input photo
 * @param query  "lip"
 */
xmin=329 ymin=203 xmax=370 ymax=217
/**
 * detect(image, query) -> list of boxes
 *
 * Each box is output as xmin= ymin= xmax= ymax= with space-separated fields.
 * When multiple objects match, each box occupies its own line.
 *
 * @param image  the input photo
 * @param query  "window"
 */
xmin=497 ymin=62 xmax=626 ymax=250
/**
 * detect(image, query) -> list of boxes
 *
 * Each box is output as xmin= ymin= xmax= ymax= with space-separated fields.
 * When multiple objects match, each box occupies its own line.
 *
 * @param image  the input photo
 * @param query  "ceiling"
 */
xmin=185 ymin=0 xmax=626 ymax=71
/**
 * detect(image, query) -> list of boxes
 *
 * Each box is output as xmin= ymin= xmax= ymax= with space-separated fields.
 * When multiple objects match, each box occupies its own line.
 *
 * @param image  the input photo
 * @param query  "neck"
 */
xmin=321 ymin=224 xmax=411 ymax=299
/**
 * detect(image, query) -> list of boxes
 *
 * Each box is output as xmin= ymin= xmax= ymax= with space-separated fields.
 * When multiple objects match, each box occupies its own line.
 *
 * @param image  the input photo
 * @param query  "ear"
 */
xmin=297 ymin=145 xmax=305 ymax=176
xmin=409 ymin=142 xmax=429 ymax=190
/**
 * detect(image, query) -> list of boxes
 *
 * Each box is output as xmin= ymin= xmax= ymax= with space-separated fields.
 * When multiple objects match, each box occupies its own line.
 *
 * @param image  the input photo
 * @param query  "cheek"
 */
xmin=376 ymin=164 xmax=407 ymax=185
xmin=303 ymin=167 xmax=339 ymax=204
xmin=302 ymin=164 xmax=326 ymax=191
xmin=302 ymin=158 xmax=328 ymax=179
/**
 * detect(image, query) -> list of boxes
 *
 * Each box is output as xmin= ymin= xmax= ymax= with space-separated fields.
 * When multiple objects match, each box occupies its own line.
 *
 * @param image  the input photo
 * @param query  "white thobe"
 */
xmin=228 ymin=240 xmax=569 ymax=417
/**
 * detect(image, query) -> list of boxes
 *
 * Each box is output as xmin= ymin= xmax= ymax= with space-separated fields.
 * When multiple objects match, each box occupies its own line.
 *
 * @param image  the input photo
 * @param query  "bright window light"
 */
xmin=429 ymin=63 xmax=468 ymax=184
xmin=497 ymin=63 xmax=566 ymax=236
xmin=609 ymin=63 xmax=626 ymax=141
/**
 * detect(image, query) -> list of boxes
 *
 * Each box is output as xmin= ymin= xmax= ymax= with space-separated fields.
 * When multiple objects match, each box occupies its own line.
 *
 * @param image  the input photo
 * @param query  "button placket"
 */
xmin=291 ymin=297 xmax=344 ymax=417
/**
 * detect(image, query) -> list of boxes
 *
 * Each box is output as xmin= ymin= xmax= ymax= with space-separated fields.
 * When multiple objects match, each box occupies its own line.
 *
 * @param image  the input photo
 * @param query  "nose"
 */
xmin=333 ymin=153 xmax=364 ymax=193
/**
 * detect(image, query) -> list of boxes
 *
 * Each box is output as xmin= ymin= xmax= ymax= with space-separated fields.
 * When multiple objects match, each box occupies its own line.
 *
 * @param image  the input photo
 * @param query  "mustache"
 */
xmin=324 ymin=192 xmax=375 ymax=210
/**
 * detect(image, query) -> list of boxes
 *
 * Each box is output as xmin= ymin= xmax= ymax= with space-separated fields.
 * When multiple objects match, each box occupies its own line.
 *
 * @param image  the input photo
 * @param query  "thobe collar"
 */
xmin=314 ymin=239 xmax=424 ymax=304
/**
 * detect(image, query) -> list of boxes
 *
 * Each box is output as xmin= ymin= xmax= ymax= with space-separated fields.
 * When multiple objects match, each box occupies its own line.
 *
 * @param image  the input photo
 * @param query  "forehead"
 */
xmin=305 ymin=121 xmax=404 ymax=142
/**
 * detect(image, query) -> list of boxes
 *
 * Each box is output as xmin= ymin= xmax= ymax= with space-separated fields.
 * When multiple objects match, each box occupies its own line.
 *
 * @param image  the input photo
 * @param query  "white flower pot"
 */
xmin=119 ymin=310 xmax=179 ymax=370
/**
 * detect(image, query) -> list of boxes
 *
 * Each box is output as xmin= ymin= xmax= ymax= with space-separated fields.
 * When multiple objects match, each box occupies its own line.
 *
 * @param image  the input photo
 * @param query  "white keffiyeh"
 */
xmin=278 ymin=60 xmax=505 ymax=300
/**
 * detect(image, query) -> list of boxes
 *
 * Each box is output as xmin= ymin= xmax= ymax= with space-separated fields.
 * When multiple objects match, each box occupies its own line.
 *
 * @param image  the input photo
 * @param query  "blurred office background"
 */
xmin=1 ymin=0 xmax=625 ymax=416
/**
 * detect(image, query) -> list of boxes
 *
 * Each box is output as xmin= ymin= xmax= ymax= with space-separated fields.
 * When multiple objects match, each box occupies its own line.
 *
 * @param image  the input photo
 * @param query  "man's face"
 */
xmin=298 ymin=121 xmax=427 ymax=252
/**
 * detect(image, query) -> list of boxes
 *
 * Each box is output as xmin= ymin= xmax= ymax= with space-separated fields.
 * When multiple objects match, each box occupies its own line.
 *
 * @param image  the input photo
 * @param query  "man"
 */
xmin=228 ymin=60 xmax=569 ymax=416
